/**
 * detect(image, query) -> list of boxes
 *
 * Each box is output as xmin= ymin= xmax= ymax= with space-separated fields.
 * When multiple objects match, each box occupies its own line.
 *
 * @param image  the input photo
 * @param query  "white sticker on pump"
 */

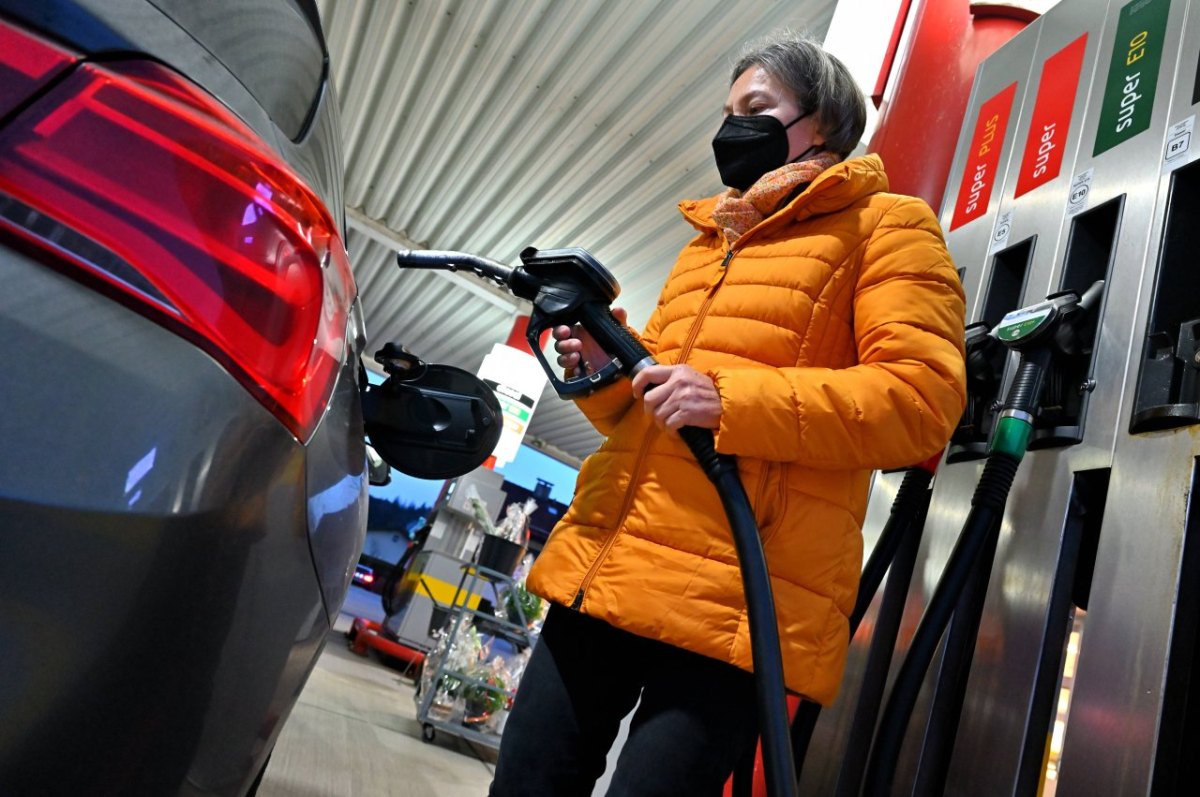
xmin=1163 ymin=115 xmax=1195 ymax=170
xmin=989 ymin=209 xmax=1015 ymax=254
xmin=1066 ymin=168 xmax=1093 ymax=216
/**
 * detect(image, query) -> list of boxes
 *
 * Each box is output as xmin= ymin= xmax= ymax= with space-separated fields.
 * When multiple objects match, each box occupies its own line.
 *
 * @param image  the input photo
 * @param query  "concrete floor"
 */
xmin=258 ymin=586 xmax=498 ymax=797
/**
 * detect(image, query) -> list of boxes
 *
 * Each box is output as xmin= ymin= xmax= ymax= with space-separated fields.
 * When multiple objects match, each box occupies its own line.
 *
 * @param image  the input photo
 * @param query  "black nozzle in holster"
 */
xmin=864 ymin=280 xmax=1105 ymax=796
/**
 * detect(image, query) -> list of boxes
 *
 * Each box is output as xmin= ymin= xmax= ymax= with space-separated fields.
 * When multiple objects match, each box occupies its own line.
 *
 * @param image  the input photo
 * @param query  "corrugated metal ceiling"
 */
xmin=315 ymin=0 xmax=836 ymax=463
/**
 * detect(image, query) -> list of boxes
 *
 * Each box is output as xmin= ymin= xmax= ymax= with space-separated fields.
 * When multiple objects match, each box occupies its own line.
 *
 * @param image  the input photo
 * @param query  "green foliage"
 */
xmin=463 ymin=673 xmax=507 ymax=716
xmin=504 ymin=583 xmax=544 ymax=625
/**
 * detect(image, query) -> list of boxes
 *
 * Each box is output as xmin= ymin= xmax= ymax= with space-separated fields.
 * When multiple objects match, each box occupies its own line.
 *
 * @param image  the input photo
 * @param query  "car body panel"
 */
xmin=0 ymin=1 xmax=365 ymax=793
xmin=145 ymin=0 xmax=325 ymax=140
xmin=0 ymin=250 xmax=336 ymax=794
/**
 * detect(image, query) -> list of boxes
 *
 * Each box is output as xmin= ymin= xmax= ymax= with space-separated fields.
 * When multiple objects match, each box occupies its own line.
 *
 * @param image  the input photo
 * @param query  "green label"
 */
xmin=1094 ymin=0 xmax=1172 ymax=155
xmin=502 ymin=404 xmax=530 ymax=422
xmin=996 ymin=306 xmax=1052 ymax=342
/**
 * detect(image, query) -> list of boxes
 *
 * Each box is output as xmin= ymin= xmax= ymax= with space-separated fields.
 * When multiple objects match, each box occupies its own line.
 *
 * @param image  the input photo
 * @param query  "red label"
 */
xmin=1014 ymin=34 xmax=1088 ymax=197
xmin=950 ymin=83 xmax=1018 ymax=231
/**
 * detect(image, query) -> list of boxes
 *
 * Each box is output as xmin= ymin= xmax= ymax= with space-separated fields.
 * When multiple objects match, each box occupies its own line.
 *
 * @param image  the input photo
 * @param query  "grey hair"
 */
xmin=731 ymin=31 xmax=867 ymax=159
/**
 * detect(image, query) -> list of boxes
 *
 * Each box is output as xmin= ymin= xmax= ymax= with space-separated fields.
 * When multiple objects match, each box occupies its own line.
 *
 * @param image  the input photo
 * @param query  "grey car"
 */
xmin=0 ymin=1 xmax=369 ymax=794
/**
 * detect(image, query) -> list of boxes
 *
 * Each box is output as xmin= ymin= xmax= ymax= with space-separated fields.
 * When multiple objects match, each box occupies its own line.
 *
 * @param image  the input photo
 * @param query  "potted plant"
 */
xmin=503 ymin=581 xmax=544 ymax=627
xmin=462 ymin=668 xmax=507 ymax=726
xmin=469 ymin=497 xmax=536 ymax=576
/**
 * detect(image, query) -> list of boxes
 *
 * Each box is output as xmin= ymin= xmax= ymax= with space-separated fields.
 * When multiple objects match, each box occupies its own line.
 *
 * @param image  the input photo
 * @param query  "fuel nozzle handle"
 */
xmin=992 ymin=279 xmax=1106 ymax=457
xmin=577 ymin=302 xmax=657 ymax=378
xmin=575 ymin=301 xmax=726 ymax=474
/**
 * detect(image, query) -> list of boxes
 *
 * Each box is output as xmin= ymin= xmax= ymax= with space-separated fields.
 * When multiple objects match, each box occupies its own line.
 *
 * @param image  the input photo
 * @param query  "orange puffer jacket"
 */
xmin=527 ymin=154 xmax=966 ymax=705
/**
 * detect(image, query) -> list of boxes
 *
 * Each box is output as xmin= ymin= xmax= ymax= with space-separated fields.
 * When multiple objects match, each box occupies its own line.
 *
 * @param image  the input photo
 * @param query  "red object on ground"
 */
xmin=721 ymin=695 xmax=804 ymax=797
xmin=347 ymin=617 xmax=426 ymax=669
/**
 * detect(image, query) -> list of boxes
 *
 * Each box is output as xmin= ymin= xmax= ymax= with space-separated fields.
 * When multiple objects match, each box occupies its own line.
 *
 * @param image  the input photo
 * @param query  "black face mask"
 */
xmin=712 ymin=111 xmax=821 ymax=191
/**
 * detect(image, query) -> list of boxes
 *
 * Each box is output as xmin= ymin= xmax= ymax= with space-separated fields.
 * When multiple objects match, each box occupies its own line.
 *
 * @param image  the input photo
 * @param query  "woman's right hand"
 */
xmin=553 ymin=307 xmax=628 ymax=375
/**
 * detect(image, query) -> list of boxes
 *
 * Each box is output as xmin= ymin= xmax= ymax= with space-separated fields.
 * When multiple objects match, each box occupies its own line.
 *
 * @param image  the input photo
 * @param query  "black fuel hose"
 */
xmin=855 ymin=468 xmax=936 ymax=625
xmin=785 ymin=466 xmax=935 ymax=787
xmin=702 ymin=437 xmax=798 ymax=797
xmin=911 ymin=508 xmax=1002 ymax=795
xmin=576 ymin=301 xmax=798 ymax=797
xmin=834 ymin=489 xmax=929 ymax=797
xmin=862 ymin=453 xmax=1019 ymax=796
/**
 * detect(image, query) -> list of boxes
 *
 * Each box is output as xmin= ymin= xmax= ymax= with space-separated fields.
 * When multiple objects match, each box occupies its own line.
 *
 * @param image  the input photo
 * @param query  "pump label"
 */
xmin=1093 ymin=0 xmax=1172 ymax=156
xmin=1015 ymin=34 xmax=1088 ymax=197
xmin=1067 ymin=168 xmax=1094 ymax=215
xmin=1163 ymin=115 xmax=1194 ymax=167
xmin=989 ymin=209 xmax=1014 ymax=254
xmin=995 ymin=305 xmax=1053 ymax=342
xmin=951 ymin=82 xmax=1019 ymax=231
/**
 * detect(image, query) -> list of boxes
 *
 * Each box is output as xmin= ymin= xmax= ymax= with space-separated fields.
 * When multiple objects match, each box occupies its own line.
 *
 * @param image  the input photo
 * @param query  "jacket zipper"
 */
xmin=571 ymin=249 xmax=736 ymax=610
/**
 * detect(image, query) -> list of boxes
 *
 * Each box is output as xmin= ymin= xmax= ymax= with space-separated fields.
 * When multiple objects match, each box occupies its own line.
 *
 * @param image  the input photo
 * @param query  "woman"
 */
xmin=490 ymin=31 xmax=966 ymax=796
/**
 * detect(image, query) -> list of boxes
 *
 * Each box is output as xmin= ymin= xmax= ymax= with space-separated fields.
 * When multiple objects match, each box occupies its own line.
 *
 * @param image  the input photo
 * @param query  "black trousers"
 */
xmin=489 ymin=603 xmax=760 ymax=797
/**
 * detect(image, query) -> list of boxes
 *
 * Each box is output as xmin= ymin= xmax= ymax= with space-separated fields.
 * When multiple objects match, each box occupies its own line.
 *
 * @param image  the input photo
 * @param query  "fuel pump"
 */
xmin=771 ymin=459 xmax=939 ymax=795
xmin=862 ymin=280 xmax=1105 ymax=796
xmin=395 ymin=246 xmax=799 ymax=797
xmin=773 ymin=324 xmax=1006 ymax=796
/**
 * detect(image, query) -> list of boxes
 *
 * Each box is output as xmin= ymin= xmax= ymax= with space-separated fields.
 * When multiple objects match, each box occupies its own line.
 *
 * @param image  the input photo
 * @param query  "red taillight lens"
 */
xmin=0 ymin=34 xmax=354 ymax=442
xmin=0 ymin=23 xmax=76 ymax=117
xmin=363 ymin=573 xmax=374 ymax=584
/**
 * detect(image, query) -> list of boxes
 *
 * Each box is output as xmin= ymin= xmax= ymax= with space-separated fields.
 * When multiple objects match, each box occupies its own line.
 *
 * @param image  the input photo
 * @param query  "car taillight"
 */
xmin=0 ymin=23 xmax=354 ymax=442
xmin=0 ymin=22 xmax=76 ymax=117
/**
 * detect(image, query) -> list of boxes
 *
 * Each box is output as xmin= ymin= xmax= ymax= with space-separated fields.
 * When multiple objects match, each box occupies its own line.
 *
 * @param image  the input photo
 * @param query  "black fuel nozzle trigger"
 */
xmin=515 ymin=247 xmax=644 ymax=398
xmin=525 ymin=310 xmax=626 ymax=398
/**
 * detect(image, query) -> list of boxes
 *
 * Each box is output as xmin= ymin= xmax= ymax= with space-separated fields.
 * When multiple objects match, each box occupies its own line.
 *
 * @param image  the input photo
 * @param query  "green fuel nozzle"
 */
xmin=989 ymin=279 xmax=1105 ymax=458
xmin=864 ymin=277 xmax=1106 ymax=796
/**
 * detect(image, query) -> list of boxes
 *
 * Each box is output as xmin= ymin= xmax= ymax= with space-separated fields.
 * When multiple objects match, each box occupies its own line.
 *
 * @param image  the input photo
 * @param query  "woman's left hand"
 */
xmin=631 ymin=364 xmax=722 ymax=431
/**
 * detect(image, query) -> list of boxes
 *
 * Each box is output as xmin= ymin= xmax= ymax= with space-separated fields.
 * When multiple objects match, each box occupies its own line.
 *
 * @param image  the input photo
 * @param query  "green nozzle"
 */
xmin=990 ymin=415 xmax=1033 ymax=459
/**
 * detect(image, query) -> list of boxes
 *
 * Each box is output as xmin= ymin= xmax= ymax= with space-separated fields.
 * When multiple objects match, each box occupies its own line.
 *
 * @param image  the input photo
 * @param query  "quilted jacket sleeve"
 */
xmin=708 ymin=196 xmax=967 ymax=470
xmin=569 ymin=298 xmax=667 ymax=437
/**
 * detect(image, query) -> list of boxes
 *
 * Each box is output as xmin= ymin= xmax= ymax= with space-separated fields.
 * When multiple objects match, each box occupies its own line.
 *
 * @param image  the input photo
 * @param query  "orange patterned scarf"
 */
xmin=712 ymin=151 xmax=842 ymax=246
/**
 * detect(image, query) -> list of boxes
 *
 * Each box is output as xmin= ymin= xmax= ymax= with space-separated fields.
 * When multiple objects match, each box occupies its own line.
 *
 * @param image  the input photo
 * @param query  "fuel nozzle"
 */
xmin=395 ymin=248 xmax=514 ymax=288
xmin=396 ymin=246 xmax=651 ymax=398
xmin=991 ymin=279 xmax=1105 ymax=355
xmin=948 ymin=323 xmax=1007 ymax=462
xmin=397 ymin=245 xmax=796 ymax=797
xmin=989 ymin=280 xmax=1106 ymax=457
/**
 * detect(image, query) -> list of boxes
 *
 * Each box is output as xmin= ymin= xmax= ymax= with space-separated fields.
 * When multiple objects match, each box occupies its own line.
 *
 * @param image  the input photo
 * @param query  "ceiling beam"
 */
xmin=521 ymin=434 xmax=584 ymax=470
